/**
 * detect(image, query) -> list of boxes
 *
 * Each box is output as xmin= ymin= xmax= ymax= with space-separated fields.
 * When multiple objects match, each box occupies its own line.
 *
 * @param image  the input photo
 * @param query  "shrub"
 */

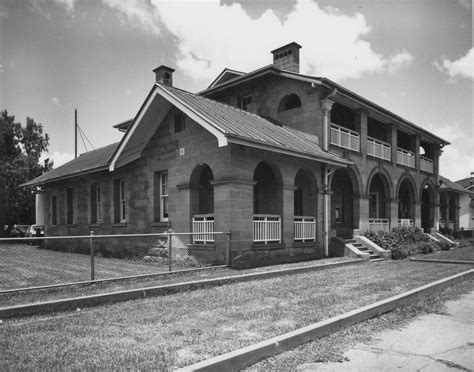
xmin=435 ymin=241 xmax=451 ymax=251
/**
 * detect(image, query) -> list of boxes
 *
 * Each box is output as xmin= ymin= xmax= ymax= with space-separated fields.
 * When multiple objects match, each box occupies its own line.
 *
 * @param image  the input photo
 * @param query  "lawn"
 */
xmin=424 ymin=245 xmax=474 ymax=261
xmin=1 ymin=251 xmax=473 ymax=370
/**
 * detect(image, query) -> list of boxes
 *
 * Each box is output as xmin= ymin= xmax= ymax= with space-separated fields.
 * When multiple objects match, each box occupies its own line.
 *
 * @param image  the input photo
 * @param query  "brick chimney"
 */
xmin=470 ymin=171 xmax=474 ymax=186
xmin=271 ymin=42 xmax=302 ymax=73
xmin=153 ymin=65 xmax=175 ymax=86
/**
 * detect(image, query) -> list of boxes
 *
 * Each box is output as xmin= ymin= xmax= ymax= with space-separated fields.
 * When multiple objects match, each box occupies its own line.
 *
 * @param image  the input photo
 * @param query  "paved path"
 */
xmin=297 ymin=290 xmax=474 ymax=372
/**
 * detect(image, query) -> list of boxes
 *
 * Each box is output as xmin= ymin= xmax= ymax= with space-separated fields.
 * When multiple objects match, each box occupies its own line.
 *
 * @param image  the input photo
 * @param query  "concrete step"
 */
xmin=370 ymin=258 xmax=386 ymax=262
xmin=345 ymin=239 xmax=357 ymax=244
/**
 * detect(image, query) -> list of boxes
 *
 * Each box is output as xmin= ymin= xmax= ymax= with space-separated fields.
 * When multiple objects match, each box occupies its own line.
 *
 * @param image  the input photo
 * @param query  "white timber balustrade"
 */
xmin=396 ymin=148 xmax=415 ymax=168
xmin=448 ymin=220 xmax=455 ymax=230
xmin=367 ymin=137 xmax=391 ymax=161
xmin=368 ymin=218 xmax=390 ymax=232
xmin=439 ymin=219 xmax=446 ymax=228
xmin=398 ymin=218 xmax=413 ymax=228
xmin=420 ymin=156 xmax=434 ymax=173
xmin=330 ymin=124 xmax=360 ymax=152
xmin=294 ymin=216 xmax=316 ymax=242
xmin=192 ymin=214 xmax=215 ymax=244
xmin=253 ymin=215 xmax=281 ymax=244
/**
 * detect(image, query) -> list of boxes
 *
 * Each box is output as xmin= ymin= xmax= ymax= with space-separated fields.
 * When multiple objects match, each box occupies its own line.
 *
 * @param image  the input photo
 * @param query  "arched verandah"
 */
xmin=294 ymin=168 xmax=318 ymax=242
xmin=397 ymin=177 xmax=416 ymax=227
xmin=190 ymin=164 xmax=214 ymax=244
xmin=420 ymin=182 xmax=435 ymax=233
xmin=367 ymin=172 xmax=391 ymax=232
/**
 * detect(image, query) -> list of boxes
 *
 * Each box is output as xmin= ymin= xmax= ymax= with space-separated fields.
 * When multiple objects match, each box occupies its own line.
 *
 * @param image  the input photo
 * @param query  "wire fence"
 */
xmin=0 ymin=232 xmax=230 ymax=291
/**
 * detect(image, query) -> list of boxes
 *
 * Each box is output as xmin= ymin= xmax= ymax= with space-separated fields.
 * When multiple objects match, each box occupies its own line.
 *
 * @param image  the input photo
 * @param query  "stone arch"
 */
xmin=190 ymin=164 xmax=214 ymax=216
xmin=397 ymin=175 xmax=417 ymax=221
xmin=420 ymin=180 xmax=435 ymax=232
xmin=366 ymin=166 xmax=394 ymax=199
xmin=253 ymin=161 xmax=283 ymax=215
xmin=367 ymin=171 xmax=391 ymax=220
xmin=277 ymin=93 xmax=302 ymax=112
xmin=294 ymin=168 xmax=318 ymax=217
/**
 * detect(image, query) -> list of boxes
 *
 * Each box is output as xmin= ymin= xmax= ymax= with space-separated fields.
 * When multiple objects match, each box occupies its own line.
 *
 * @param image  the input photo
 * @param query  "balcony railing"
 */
xmin=253 ymin=215 xmax=281 ymax=244
xmin=367 ymin=137 xmax=391 ymax=161
xmin=420 ymin=156 xmax=434 ymax=173
xmin=398 ymin=219 xmax=413 ymax=228
xmin=192 ymin=214 xmax=215 ymax=244
xmin=294 ymin=216 xmax=316 ymax=242
xmin=368 ymin=218 xmax=390 ymax=232
xmin=448 ymin=220 xmax=454 ymax=230
xmin=396 ymin=148 xmax=415 ymax=168
xmin=330 ymin=124 xmax=360 ymax=152
xmin=439 ymin=219 xmax=445 ymax=228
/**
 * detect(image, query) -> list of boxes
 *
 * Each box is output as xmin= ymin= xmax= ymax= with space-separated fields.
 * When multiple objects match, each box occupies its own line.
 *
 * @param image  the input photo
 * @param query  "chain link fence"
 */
xmin=0 ymin=232 xmax=230 ymax=291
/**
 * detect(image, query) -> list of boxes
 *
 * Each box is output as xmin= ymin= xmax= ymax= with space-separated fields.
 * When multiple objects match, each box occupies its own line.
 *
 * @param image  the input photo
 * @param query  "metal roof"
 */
xmin=439 ymin=175 xmax=474 ymax=196
xmin=22 ymin=143 xmax=119 ymax=187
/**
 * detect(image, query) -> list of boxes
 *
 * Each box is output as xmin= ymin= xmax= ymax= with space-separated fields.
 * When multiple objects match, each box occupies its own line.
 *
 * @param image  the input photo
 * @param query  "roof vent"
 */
xmin=271 ymin=42 xmax=302 ymax=73
xmin=153 ymin=65 xmax=175 ymax=86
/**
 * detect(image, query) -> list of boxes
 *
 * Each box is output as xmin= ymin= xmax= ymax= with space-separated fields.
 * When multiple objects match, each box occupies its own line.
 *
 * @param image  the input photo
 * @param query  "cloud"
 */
xmin=55 ymin=0 xmax=74 ymax=14
xmin=101 ymin=0 xmax=413 ymax=82
xmin=433 ymin=47 xmax=474 ymax=80
xmin=458 ymin=0 xmax=472 ymax=10
xmin=51 ymin=97 xmax=60 ymax=106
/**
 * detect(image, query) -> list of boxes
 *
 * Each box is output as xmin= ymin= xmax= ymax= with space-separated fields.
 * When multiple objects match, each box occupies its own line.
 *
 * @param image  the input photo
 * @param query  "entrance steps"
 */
xmin=345 ymin=238 xmax=387 ymax=262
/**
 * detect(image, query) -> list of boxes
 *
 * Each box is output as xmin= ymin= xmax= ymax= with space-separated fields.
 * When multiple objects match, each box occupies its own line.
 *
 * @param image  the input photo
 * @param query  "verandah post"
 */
xmin=90 ymin=231 xmax=95 ymax=281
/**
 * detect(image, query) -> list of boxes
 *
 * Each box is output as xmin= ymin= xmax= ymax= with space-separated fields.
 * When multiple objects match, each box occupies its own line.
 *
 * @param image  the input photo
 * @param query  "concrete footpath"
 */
xmin=297 ymin=290 xmax=474 ymax=372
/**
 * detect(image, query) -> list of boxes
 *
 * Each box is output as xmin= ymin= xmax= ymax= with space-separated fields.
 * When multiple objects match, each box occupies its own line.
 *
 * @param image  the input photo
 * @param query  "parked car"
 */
xmin=26 ymin=225 xmax=45 ymax=245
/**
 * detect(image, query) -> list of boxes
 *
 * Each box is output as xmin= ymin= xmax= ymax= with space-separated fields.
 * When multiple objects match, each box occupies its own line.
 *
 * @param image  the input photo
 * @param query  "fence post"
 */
xmin=90 ymin=231 xmax=95 ymax=281
xmin=168 ymin=232 xmax=172 ymax=272
xmin=226 ymin=232 xmax=231 ymax=266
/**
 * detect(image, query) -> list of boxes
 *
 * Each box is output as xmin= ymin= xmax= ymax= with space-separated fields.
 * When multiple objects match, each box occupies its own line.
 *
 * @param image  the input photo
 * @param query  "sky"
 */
xmin=0 ymin=0 xmax=472 ymax=181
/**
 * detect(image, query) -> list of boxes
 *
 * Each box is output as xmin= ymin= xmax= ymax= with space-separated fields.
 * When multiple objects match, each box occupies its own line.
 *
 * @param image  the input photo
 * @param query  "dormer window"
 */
xmin=240 ymin=95 xmax=252 ymax=111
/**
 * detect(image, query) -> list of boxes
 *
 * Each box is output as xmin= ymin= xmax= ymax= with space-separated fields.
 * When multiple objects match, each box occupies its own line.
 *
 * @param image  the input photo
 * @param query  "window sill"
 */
xmin=112 ymin=223 xmax=127 ymax=228
xmin=151 ymin=221 xmax=171 ymax=227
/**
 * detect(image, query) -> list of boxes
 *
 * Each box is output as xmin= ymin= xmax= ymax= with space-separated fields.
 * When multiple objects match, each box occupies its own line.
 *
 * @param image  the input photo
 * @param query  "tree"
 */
xmin=0 ymin=110 xmax=53 ymax=237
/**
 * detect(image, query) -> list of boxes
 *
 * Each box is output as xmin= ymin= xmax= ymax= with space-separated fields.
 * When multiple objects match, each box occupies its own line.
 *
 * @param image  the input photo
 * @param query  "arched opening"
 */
xmin=439 ymin=194 xmax=447 ymax=229
xmin=368 ymin=173 xmax=390 ymax=232
xmin=448 ymin=196 xmax=456 ymax=231
xmin=277 ymin=93 xmax=302 ymax=112
xmin=421 ymin=184 xmax=435 ymax=233
xmin=253 ymin=162 xmax=283 ymax=243
xmin=330 ymin=168 xmax=357 ymax=238
xmin=190 ymin=164 xmax=214 ymax=244
xmin=294 ymin=169 xmax=317 ymax=242
xmin=398 ymin=178 xmax=416 ymax=226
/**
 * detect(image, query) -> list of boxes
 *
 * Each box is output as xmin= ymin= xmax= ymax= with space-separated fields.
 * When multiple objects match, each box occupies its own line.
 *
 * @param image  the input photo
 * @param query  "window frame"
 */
xmin=66 ymin=187 xmax=74 ymax=225
xmin=240 ymin=95 xmax=252 ymax=111
xmin=51 ymin=195 xmax=58 ymax=225
xmin=90 ymin=183 xmax=102 ymax=224
xmin=160 ymin=172 xmax=169 ymax=222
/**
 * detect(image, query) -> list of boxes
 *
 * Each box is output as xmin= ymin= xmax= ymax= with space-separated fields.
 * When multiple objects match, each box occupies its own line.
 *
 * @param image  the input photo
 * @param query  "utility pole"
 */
xmin=74 ymin=108 xmax=78 ymax=159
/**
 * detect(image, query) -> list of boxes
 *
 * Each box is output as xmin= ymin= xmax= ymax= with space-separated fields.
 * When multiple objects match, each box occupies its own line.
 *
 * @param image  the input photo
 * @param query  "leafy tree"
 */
xmin=0 ymin=110 xmax=53 ymax=236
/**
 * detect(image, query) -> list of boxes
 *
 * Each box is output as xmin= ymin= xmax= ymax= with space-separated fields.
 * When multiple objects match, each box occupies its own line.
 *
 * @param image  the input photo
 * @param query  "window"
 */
xmin=51 ymin=195 xmax=57 ymax=225
xmin=294 ymin=188 xmax=303 ymax=216
xmin=90 ymin=183 xmax=101 ymax=224
xmin=174 ymin=113 xmax=186 ymax=133
xmin=66 ymin=187 xmax=74 ymax=225
xmin=240 ymin=95 xmax=252 ymax=111
xmin=114 ymin=179 xmax=126 ymax=223
xmin=154 ymin=171 xmax=169 ymax=222
xmin=278 ymin=94 xmax=302 ymax=112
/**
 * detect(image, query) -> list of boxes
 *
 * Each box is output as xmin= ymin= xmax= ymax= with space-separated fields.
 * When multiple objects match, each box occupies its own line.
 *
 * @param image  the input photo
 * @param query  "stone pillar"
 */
xmin=35 ymin=191 xmax=45 ymax=226
xmin=175 ymin=183 xmax=193 ymax=243
xmin=355 ymin=110 xmax=368 ymax=157
xmin=434 ymin=188 xmax=440 ymax=231
xmin=283 ymin=185 xmax=296 ymax=247
xmin=414 ymin=202 xmax=422 ymax=228
xmin=356 ymin=194 xmax=370 ymax=234
xmin=388 ymin=124 xmax=398 ymax=165
xmin=414 ymin=135 xmax=420 ymax=172
xmin=320 ymin=99 xmax=335 ymax=151
xmin=389 ymin=198 xmax=399 ymax=231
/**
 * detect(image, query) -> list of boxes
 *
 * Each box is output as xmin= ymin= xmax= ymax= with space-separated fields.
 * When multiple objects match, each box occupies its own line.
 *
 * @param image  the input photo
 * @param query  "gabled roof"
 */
xmin=109 ymin=83 xmax=351 ymax=171
xmin=455 ymin=175 xmax=474 ymax=190
xmin=208 ymin=68 xmax=246 ymax=89
xmin=200 ymin=66 xmax=450 ymax=146
xmin=22 ymin=143 xmax=119 ymax=187
xmin=439 ymin=175 xmax=474 ymax=196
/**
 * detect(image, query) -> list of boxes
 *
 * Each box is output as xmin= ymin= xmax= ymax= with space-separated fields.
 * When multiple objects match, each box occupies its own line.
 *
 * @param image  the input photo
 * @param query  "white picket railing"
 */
xmin=368 ymin=218 xmax=390 ymax=232
xmin=253 ymin=215 xmax=281 ymax=244
xmin=439 ymin=219 xmax=445 ymax=228
xmin=396 ymin=148 xmax=415 ymax=168
xmin=367 ymin=137 xmax=391 ymax=161
xmin=294 ymin=216 xmax=316 ymax=242
xmin=420 ymin=156 xmax=434 ymax=173
xmin=330 ymin=124 xmax=360 ymax=152
xmin=398 ymin=218 xmax=413 ymax=228
xmin=448 ymin=220 xmax=455 ymax=230
xmin=192 ymin=214 xmax=215 ymax=244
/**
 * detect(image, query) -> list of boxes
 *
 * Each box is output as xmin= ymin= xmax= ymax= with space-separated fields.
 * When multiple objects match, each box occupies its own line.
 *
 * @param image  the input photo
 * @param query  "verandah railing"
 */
xmin=294 ymin=216 xmax=316 ymax=242
xmin=367 ymin=137 xmax=391 ymax=161
xmin=253 ymin=215 xmax=281 ymax=244
xmin=368 ymin=218 xmax=390 ymax=232
xmin=330 ymin=124 xmax=360 ymax=152
xmin=396 ymin=148 xmax=415 ymax=168
xmin=192 ymin=214 xmax=215 ymax=244
xmin=420 ymin=156 xmax=434 ymax=173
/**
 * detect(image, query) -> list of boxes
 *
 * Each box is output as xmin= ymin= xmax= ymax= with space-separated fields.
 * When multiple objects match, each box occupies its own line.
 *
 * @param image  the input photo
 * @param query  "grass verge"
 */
xmin=1 ymin=256 xmax=473 ymax=370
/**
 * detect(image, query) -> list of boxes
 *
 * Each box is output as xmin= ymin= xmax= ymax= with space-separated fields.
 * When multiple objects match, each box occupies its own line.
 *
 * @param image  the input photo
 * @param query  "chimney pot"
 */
xmin=153 ymin=65 xmax=175 ymax=86
xmin=271 ymin=42 xmax=302 ymax=73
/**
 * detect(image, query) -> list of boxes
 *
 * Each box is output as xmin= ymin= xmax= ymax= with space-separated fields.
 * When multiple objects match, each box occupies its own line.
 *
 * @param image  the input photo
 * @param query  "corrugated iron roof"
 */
xmin=158 ymin=84 xmax=350 ymax=165
xmin=22 ymin=142 xmax=119 ymax=187
xmin=439 ymin=175 xmax=474 ymax=195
